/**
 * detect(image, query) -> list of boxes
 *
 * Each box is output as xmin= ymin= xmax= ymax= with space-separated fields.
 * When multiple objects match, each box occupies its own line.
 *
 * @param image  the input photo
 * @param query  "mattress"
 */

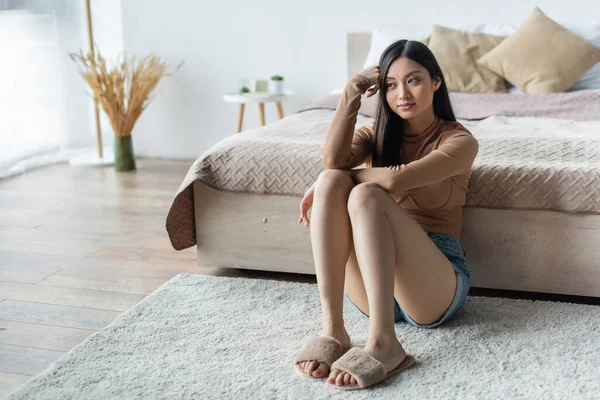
xmin=166 ymin=91 xmax=600 ymax=251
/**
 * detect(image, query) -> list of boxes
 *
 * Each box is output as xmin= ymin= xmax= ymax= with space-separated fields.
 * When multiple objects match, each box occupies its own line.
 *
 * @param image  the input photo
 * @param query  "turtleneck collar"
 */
xmin=403 ymin=116 xmax=442 ymax=143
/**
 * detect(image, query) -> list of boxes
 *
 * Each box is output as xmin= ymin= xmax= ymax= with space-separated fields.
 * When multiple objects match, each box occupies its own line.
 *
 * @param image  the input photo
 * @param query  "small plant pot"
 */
xmin=270 ymin=80 xmax=284 ymax=94
xmin=114 ymin=135 xmax=136 ymax=172
xmin=250 ymin=79 xmax=269 ymax=92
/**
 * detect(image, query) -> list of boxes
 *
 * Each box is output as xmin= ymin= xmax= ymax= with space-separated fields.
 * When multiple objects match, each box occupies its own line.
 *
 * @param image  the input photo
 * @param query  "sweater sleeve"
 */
xmin=322 ymin=74 xmax=374 ymax=170
xmin=347 ymin=131 xmax=479 ymax=200
xmin=388 ymin=131 xmax=479 ymax=198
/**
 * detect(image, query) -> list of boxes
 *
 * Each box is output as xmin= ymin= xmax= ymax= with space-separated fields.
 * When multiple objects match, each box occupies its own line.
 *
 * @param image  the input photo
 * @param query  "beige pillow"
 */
xmin=428 ymin=24 xmax=507 ymax=93
xmin=477 ymin=7 xmax=600 ymax=94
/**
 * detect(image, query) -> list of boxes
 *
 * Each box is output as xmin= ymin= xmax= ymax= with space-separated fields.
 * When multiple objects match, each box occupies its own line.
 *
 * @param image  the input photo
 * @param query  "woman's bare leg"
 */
xmin=329 ymin=182 xmax=456 ymax=387
xmin=347 ymin=184 xmax=398 ymax=339
xmin=297 ymin=169 xmax=354 ymax=378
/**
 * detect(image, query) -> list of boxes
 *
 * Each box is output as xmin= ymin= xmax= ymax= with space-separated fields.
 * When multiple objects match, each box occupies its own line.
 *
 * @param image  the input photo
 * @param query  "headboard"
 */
xmin=347 ymin=32 xmax=372 ymax=81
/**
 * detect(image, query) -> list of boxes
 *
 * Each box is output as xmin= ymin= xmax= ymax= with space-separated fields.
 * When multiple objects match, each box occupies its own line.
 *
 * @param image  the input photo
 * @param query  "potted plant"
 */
xmin=69 ymin=49 xmax=182 ymax=171
xmin=270 ymin=75 xmax=284 ymax=94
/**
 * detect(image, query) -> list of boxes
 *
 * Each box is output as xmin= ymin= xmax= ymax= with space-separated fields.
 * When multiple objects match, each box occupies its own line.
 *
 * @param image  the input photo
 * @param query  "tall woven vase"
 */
xmin=114 ymin=135 xmax=136 ymax=172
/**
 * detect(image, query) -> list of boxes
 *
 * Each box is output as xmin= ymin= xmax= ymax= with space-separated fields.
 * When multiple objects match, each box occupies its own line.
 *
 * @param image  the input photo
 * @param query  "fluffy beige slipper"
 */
xmin=327 ymin=347 xmax=416 ymax=390
xmin=294 ymin=336 xmax=351 ymax=380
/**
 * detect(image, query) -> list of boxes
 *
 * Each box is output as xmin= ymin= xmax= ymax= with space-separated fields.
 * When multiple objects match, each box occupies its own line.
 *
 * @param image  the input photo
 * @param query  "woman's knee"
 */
xmin=347 ymin=182 xmax=380 ymax=214
xmin=315 ymin=169 xmax=354 ymax=197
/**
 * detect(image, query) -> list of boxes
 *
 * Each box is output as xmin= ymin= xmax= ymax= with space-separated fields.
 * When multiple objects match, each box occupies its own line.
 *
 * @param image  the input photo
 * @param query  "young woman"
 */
xmin=293 ymin=39 xmax=479 ymax=390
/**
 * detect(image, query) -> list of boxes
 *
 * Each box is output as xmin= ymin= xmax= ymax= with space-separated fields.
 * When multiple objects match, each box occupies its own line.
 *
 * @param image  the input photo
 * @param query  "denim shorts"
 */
xmin=345 ymin=232 xmax=471 ymax=329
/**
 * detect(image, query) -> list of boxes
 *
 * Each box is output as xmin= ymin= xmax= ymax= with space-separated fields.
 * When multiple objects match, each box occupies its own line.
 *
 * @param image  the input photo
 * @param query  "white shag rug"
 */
xmin=7 ymin=273 xmax=600 ymax=400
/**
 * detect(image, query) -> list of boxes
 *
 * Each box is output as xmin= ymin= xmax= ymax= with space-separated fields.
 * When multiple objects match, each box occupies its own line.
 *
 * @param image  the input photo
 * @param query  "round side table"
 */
xmin=223 ymin=90 xmax=295 ymax=133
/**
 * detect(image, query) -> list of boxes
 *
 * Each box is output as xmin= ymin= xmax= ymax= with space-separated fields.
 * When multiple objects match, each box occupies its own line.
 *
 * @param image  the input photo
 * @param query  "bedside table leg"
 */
xmin=237 ymin=104 xmax=245 ymax=133
xmin=259 ymin=103 xmax=265 ymax=126
xmin=276 ymin=102 xmax=284 ymax=119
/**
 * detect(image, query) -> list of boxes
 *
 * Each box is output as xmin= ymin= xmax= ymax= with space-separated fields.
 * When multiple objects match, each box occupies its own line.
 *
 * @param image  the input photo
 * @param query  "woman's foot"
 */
xmin=297 ymin=329 xmax=351 ymax=378
xmin=327 ymin=335 xmax=407 ymax=387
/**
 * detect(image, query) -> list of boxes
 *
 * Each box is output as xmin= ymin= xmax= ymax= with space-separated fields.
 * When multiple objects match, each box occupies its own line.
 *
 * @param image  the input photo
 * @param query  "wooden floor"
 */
xmin=0 ymin=159 xmax=315 ymax=398
xmin=2 ymin=158 xmax=598 ymax=398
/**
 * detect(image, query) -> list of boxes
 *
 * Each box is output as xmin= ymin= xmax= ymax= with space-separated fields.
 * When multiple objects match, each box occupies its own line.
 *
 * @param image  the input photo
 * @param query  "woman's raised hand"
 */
xmin=356 ymin=65 xmax=381 ymax=98
xmin=298 ymin=182 xmax=317 ymax=227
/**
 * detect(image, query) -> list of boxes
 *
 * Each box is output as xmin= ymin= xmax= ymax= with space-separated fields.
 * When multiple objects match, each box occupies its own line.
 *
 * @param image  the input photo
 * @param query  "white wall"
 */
xmin=120 ymin=0 xmax=600 ymax=159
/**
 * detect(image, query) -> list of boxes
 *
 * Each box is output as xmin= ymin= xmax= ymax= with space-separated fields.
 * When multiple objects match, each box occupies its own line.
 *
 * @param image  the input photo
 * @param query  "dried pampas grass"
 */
xmin=70 ymin=49 xmax=183 ymax=137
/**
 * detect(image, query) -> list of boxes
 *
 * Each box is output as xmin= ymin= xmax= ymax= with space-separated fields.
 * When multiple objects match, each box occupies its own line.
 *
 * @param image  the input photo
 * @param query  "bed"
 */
xmin=166 ymin=33 xmax=600 ymax=298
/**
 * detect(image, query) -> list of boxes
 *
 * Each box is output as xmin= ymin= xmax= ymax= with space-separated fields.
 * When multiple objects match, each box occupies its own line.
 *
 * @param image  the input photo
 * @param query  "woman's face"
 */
xmin=384 ymin=56 xmax=441 ymax=119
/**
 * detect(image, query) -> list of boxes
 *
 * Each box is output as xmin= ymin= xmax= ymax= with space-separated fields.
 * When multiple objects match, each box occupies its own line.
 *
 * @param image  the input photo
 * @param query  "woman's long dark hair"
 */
xmin=371 ymin=40 xmax=456 ymax=167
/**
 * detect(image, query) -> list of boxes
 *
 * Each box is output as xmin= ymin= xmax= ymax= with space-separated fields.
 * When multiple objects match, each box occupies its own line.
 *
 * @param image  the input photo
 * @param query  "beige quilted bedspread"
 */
xmin=166 ymin=97 xmax=600 ymax=251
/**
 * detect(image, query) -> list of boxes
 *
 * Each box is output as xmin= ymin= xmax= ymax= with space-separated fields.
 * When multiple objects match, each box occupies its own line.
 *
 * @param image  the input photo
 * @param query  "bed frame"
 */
xmin=192 ymin=33 xmax=600 ymax=298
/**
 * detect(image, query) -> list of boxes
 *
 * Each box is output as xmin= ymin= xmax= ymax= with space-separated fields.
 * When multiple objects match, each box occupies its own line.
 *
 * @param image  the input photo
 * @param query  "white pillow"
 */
xmin=362 ymin=28 xmax=433 ymax=69
xmin=476 ymin=23 xmax=517 ymax=35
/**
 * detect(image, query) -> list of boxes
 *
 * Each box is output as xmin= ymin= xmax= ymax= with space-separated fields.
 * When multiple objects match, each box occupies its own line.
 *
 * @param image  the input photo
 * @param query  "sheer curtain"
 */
xmin=0 ymin=0 xmax=120 ymax=179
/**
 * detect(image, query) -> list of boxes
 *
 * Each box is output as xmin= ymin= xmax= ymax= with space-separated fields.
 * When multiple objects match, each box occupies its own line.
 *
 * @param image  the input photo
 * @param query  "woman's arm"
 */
xmin=322 ymin=73 xmax=375 ymax=170
xmin=348 ymin=131 xmax=479 ymax=200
